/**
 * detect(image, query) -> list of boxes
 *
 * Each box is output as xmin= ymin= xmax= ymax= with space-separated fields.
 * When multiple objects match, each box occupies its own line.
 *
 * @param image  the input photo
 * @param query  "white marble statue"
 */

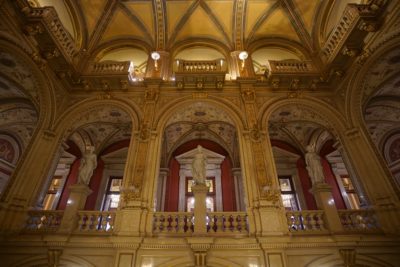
xmin=191 ymin=145 xmax=207 ymax=185
xmin=305 ymin=145 xmax=325 ymax=185
xmin=78 ymin=146 xmax=97 ymax=185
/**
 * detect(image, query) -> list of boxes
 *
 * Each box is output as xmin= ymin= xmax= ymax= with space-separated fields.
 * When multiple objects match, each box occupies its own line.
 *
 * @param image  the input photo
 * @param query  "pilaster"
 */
xmin=0 ymin=128 xmax=61 ymax=232
xmin=341 ymin=128 xmax=400 ymax=233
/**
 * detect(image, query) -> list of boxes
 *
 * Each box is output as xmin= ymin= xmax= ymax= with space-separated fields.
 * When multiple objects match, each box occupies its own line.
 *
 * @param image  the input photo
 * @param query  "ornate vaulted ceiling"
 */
xmin=31 ymin=0 xmax=364 ymax=66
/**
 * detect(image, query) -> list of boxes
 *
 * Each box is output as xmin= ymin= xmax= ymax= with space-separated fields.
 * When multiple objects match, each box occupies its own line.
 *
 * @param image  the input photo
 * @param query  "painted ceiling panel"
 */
xmin=293 ymin=0 xmax=320 ymax=34
xmin=79 ymin=0 xmax=107 ymax=37
xmin=245 ymin=1 xmax=275 ymax=38
xmin=167 ymin=1 xmax=195 ymax=37
xmin=124 ymin=2 xmax=155 ymax=37
xmin=174 ymin=6 xmax=227 ymax=44
xmin=204 ymin=0 xmax=234 ymax=41
xmin=254 ymin=7 xmax=300 ymax=42
xmin=101 ymin=8 xmax=147 ymax=43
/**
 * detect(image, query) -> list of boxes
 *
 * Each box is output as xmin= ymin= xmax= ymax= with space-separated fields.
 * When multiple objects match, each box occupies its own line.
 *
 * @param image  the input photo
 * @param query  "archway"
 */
xmin=266 ymin=102 xmax=362 ymax=210
xmin=157 ymin=101 xmax=244 ymax=212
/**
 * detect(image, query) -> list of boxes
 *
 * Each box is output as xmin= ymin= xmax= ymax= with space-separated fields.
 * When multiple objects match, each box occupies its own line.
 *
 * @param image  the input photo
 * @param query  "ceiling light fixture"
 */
xmin=238 ymin=51 xmax=248 ymax=69
xmin=151 ymin=51 xmax=160 ymax=70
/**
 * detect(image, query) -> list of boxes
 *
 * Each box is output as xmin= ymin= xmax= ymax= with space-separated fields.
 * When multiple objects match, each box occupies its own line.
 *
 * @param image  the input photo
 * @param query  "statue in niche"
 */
xmin=191 ymin=145 xmax=207 ymax=185
xmin=78 ymin=146 xmax=97 ymax=185
xmin=305 ymin=145 xmax=326 ymax=185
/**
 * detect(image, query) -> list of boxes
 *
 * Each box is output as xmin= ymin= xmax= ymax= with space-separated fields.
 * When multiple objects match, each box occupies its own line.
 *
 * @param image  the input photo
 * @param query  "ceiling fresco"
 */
xmin=66 ymin=107 xmax=132 ymax=154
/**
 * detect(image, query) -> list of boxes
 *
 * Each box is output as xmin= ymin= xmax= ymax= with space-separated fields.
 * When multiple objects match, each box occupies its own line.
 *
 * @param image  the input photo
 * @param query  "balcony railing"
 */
xmin=76 ymin=211 xmax=115 ymax=233
xmin=153 ymin=212 xmax=194 ymax=235
xmin=338 ymin=209 xmax=380 ymax=232
xmin=286 ymin=210 xmax=328 ymax=233
xmin=207 ymin=212 xmax=248 ymax=234
xmin=175 ymin=60 xmax=225 ymax=73
xmin=90 ymin=61 xmax=131 ymax=75
xmin=24 ymin=210 xmax=63 ymax=232
xmin=266 ymin=60 xmax=317 ymax=76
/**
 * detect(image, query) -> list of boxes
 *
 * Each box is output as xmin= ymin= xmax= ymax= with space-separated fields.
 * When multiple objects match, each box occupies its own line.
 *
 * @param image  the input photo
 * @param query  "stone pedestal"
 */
xmin=192 ymin=184 xmax=209 ymax=235
xmin=311 ymin=183 xmax=343 ymax=233
xmin=58 ymin=184 xmax=92 ymax=233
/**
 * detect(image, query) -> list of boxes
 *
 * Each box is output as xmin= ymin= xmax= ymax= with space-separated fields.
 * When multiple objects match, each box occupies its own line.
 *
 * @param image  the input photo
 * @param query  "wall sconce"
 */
xmin=151 ymin=51 xmax=160 ymax=70
xmin=238 ymin=51 xmax=248 ymax=69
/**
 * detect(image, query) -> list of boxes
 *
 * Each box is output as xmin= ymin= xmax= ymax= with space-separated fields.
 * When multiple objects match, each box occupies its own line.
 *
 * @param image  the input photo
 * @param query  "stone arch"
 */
xmin=54 ymin=97 xmax=142 ymax=137
xmin=346 ymin=35 xmax=400 ymax=127
xmin=247 ymin=38 xmax=311 ymax=60
xmin=155 ymin=96 xmax=246 ymax=133
xmin=11 ymin=254 xmax=95 ymax=267
xmin=306 ymin=252 xmax=395 ymax=267
xmin=207 ymin=256 xmax=244 ymax=267
xmin=259 ymin=97 xmax=348 ymax=135
xmin=0 ymin=39 xmax=55 ymax=130
xmin=90 ymin=40 xmax=152 ymax=63
xmin=170 ymin=39 xmax=231 ymax=61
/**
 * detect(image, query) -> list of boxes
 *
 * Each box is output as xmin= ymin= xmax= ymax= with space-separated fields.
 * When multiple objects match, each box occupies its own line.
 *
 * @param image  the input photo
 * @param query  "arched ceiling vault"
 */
xmin=34 ymin=0 xmax=332 ymax=65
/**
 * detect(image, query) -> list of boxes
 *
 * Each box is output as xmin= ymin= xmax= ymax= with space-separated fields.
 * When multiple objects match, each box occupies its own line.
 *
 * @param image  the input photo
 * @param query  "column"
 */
xmin=58 ymin=184 xmax=92 ymax=233
xmin=0 ymin=128 xmax=61 ymax=232
xmin=232 ymin=168 xmax=245 ymax=211
xmin=114 ymin=80 xmax=160 ymax=236
xmin=341 ymin=128 xmax=400 ymax=233
xmin=35 ymin=141 xmax=68 ymax=209
xmin=238 ymin=80 xmax=288 ymax=236
xmin=192 ymin=184 xmax=209 ymax=235
xmin=157 ymin=168 xmax=168 ymax=211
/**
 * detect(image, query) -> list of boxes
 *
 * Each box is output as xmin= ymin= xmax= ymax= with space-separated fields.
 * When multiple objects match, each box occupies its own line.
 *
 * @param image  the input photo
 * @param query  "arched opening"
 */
xmin=0 ymin=51 xmax=39 ymax=195
xmin=41 ymin=106 xmax=132 ymax=211
xmin=268 ymin=104 xmax=362 ymax=210
xmin=156 ymin=102 xmax=244 ymax=212
xmin=362 ymin=46 xmax=400 ymax=188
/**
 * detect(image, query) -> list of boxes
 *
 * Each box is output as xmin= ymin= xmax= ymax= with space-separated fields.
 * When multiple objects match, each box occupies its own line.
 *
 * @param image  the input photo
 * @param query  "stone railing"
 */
xmin=18 ymin=3 xmax=77 ymax=59
xmin=338 ymin=209 xmax=380 ymax=232
xmin=25 ymin=210 xmax=63 ymax=232
xmin=76 ymin=211 xmax=115 ymax=233
xmin=207 ymin=212 xmax=248 ymax=234
xmin=321 ymin=2 xmax=385 ymax=64
xmin=286 ymin=210 xmax=327 ymax=233
xmin=90 ymin=61 xmax=131 ymax=75
xmin=266 ymin=60 xmax=317 ymax=76
xmin=177 ymin=60 xmax=224 ymax=73
xmin=153 ymin=212 xmax=194 ymax=234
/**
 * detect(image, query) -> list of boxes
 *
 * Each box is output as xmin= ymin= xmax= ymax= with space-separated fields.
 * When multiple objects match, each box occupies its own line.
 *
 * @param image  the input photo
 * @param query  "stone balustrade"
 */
xmin=25 ymin=210 xmax=63 ymax=232
xmin=286 ymin=210 xmax=327 ymax=233
xmin=176 ymin=60 xmax=224 ymax=73
xmin=153 ymin=212 xmax=194 ymax=234
xmin=18 ymin=3 xmax=77 ymax=59
xmin=266 ymin=60 xmax=317 ymax=76
xmin=76 ymin=211 xmax=115 ymax=233
xmin=207 ymin=212 xmax=248 ymax=234
xmin=338 ymin=209 xmax=380 ymax=232
xmin=91 ymin=61 xmax=131 ymax=74
xmin=322 ymin=4 xmax=360 ymax=62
